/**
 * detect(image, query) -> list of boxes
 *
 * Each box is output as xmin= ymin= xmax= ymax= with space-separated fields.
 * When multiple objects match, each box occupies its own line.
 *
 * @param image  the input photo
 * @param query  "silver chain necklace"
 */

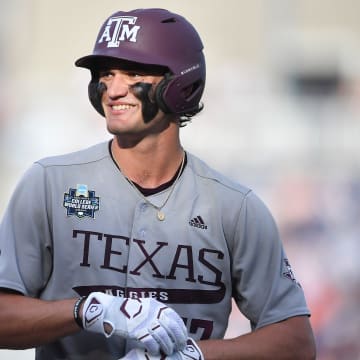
xmin=115 ymin=152 xmax=185 ymax=221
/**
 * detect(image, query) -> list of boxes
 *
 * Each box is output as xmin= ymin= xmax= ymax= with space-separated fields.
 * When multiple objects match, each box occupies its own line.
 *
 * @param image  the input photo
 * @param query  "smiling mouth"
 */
xmin=111 ymin=104 xmax=135 ymax=111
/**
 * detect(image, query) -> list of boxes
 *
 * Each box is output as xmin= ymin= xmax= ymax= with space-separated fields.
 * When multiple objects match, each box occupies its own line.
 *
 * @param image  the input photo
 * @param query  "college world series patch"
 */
xmin=63 ymin=184 xmax=100 ymax=218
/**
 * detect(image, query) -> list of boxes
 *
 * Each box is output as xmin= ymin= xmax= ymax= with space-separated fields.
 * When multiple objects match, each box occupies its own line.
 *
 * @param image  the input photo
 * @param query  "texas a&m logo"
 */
xmin=98 ymin=16 xmax=140 ymax=48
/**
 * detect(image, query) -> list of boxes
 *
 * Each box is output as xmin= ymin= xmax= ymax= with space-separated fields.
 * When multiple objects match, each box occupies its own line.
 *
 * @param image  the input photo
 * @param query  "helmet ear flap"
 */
xmin=88 ymin=76 xmax=106 ymax=117
xmin=155 ymin=72 xmax=205 ymax=115
xmin=154 ymin=75 xmax=173 ymax=114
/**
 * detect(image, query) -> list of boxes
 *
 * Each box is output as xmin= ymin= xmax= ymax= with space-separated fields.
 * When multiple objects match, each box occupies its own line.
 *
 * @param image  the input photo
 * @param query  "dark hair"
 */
xmin=179 ymin=103 xmax=204 ymax=127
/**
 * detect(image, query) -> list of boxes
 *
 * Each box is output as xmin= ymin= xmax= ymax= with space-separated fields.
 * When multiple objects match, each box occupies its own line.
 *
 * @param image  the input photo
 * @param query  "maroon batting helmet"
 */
xmin=75 ymin=8 xmax=206 ymax=117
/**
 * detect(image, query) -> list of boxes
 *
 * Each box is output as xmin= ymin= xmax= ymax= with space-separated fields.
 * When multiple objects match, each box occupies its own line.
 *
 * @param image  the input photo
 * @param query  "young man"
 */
xmin=0 ymin=8 xmax=316 ymax=360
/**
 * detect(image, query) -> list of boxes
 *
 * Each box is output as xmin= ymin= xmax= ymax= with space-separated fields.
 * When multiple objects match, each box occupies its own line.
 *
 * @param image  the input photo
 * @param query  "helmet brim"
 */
xmin=75 ymin=54 xmax=117 ymax=69
xmin=75 ymin=54 xmax=170 ymax=75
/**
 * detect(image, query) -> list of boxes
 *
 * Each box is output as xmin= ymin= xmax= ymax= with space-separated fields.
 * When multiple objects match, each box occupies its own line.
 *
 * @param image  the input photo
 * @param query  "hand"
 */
xmin=119 ymin=338 xmax=204 ymax=360
xmin=81 ymin=292 xmax=187 ymax=355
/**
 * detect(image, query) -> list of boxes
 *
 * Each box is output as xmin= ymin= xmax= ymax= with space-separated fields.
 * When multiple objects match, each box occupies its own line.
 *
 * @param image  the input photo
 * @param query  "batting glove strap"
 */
xmin=175 ymin=338 xmax=204 ymax=360
xmin=82 ymin=292 xmax=118 ymax=337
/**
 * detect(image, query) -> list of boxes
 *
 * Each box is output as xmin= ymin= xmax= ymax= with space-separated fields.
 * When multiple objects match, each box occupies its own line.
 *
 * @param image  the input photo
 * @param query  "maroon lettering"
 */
xmin=129 ymin=239 xmax=167 ymax=278
xmin=167 ymin=245 xmax=196 ymax=282
xmin=183 ymin=318 xmax=214 ymax=340
xmin=73 ymin=229 xmax=225 ymax=292
xmin=73 ymin=230 xmax=103 ymax=267
xmin=100 ymin=234 xmax=130 ymax=273
xmin=198 ymin=249 xmax=224 ymax=286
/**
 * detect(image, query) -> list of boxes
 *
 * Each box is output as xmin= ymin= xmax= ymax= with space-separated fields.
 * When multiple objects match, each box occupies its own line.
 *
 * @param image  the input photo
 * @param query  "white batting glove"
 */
xmin=81 ymin=292 xmax=187 ymax=355
xmin=118 ymin=338 xmax=204 ymax=360
xmin=117 ymin=348 xmax=157 ymax=360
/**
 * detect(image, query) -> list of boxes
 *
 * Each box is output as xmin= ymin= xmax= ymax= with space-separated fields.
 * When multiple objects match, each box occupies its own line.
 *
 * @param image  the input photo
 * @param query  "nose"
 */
xmin=106 ymin=73 xmax=129 ymax=99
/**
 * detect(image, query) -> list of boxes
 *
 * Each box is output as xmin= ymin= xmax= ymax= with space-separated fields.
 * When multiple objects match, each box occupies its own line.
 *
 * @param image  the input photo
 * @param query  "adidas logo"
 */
xmin=189 ymin=215 xmax=208 ymax=230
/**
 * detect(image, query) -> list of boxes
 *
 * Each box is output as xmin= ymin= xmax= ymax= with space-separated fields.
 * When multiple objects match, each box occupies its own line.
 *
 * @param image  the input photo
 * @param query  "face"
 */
xmin=98 ymin=64 xmax=166 ymax=137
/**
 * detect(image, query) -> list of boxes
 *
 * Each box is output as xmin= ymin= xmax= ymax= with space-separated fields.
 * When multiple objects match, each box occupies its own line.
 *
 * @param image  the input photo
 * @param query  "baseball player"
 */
xmin=0 ymin=8 xmax=316 ymax=360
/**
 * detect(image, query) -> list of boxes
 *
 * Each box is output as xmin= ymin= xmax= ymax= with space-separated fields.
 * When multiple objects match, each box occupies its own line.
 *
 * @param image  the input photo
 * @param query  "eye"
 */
xmin=99 ymin=70 xmax=114 ymax=79
xmin=127 ymin=71 xmax=143 ymax=79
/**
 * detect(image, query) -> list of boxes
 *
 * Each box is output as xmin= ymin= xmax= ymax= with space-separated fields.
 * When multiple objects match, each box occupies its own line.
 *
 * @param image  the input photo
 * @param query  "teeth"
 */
xmin=112 ymin=104 xmax=133 ymax=110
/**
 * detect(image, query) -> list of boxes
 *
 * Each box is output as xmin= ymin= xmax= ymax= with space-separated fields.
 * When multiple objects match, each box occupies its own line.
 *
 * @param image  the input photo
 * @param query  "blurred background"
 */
xmin=1 ymin=0 xmax=359 ymax=359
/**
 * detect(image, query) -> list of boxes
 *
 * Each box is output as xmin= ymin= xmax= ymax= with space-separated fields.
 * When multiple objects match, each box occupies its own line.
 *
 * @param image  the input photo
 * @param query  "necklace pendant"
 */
xmin=157 ymin=211 xmax=165 ymax=221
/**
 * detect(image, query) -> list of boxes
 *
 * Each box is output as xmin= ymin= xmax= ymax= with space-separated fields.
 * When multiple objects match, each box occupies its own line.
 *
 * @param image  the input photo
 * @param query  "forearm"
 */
xmin=0 ymin=293 xmax=80 ymax=349
xmin=198 ymin=316 xmax=316 ymax=360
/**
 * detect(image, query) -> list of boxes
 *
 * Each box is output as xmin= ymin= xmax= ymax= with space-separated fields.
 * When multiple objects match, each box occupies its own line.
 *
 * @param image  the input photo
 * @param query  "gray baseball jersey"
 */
xmin=0 ymin=141 xmax=310 ymax=360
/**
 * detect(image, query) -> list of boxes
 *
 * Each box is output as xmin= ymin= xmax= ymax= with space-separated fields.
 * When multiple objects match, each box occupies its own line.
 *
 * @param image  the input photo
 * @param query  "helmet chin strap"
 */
xmin=93 ymin=81 xmax=160 ymax=123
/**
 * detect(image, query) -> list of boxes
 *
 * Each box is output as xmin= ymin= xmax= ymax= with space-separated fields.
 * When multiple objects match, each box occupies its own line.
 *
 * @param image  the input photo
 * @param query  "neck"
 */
xmin=111 ymin=124 xmax=184 ymax=188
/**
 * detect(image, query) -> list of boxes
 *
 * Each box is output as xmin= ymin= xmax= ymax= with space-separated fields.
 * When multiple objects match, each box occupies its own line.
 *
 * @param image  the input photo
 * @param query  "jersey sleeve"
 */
xmin=0 ymin=163 xmax=52 ymax=297
xmin=230 ymin=190 xmax=310 ymax=330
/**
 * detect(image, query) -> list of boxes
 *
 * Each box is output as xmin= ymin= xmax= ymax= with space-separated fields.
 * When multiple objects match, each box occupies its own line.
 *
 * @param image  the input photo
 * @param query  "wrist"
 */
xmin=73 ymin=296 xmax=87 ymax=329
